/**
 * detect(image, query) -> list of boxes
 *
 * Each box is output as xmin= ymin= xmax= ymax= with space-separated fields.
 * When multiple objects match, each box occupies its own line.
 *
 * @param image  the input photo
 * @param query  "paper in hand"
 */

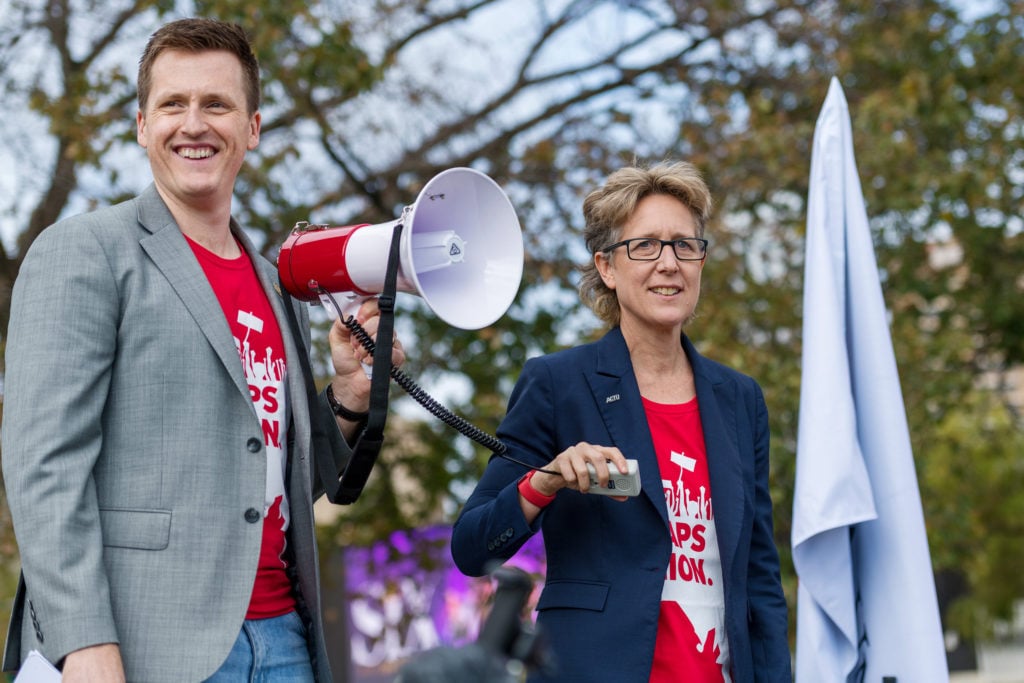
xmin=13 ymin=650 xmax=61 ymax=683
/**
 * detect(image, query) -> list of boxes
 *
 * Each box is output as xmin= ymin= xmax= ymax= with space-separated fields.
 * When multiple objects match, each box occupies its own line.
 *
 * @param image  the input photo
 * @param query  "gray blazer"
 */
xmin=1 ymin=185 xmax=350 ymax=682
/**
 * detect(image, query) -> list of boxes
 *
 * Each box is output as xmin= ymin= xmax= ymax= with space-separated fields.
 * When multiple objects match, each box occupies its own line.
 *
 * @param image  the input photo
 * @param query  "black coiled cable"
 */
xmin=342 ymin=313 xmax=508 ymax=455
xmin=323 ymin=290 xmax=504 ymax=455
xmin=324 ymin=291 xmax=560 ymax=474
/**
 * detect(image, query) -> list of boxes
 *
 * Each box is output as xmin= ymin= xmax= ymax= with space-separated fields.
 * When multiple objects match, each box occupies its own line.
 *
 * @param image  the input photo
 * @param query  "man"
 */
xmin=1 ymin=18 xmax=401 ymax=682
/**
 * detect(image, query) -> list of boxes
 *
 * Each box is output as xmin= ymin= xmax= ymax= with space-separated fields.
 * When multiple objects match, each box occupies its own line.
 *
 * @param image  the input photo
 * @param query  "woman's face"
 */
xmin=595 ymin=193 xmax=704 ymax=335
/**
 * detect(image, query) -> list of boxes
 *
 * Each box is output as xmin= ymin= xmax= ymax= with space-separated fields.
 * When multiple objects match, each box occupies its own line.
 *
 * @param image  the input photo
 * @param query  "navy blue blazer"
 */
xmin=451 ymin=328 xmax=791 ymax=682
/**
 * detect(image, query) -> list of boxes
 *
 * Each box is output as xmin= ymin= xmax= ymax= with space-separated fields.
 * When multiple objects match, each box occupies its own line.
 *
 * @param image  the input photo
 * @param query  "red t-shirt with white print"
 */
xmin=187 ymin=237 xmax=296 ymax=619
xmin=645 ymin=396 xmax=731 ymax=682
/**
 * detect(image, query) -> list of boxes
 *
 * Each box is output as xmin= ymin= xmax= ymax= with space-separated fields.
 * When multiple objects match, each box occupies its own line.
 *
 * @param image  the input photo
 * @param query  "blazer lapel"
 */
xmin=587 ymin=328 xmax=671 ymax=529
xmin=684 ymin=335 xmax=744 ymax=581
xmin=135 ymin=185 xmax=252 ymax=404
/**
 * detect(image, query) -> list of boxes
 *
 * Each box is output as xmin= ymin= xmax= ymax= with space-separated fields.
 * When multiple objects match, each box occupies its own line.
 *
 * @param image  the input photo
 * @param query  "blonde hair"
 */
xmin=578 ymin=161 xmax=713 ymax=327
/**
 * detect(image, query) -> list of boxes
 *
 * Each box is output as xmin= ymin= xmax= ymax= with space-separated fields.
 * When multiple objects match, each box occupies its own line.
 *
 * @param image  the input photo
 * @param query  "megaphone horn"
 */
xmin=278 ymin=168 xmax=524 ymax=330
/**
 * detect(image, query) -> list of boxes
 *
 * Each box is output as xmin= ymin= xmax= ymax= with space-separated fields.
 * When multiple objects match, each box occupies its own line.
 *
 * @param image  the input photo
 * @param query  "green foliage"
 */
xmin=1 ymin=0 xmax=1022 ymax=653
xmin=920 ymin=390 xmax=1024 ymax=638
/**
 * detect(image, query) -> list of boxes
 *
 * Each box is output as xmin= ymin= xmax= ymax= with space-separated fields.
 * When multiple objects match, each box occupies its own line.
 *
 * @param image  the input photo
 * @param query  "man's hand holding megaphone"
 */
xmin=326 ymin=297 xmax=406 ymax=440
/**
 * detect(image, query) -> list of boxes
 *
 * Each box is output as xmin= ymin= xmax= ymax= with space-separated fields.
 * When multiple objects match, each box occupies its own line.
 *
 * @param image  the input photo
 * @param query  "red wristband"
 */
xmin=518 ymin=470 xmax=556 ymax=508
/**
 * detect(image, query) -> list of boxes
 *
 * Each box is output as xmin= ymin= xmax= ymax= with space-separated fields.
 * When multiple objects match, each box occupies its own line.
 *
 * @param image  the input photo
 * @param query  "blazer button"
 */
xmin=247 ymin=438 xmax=262 ymax=453
xmin=244 ymin=508 xmax=261 ymax=523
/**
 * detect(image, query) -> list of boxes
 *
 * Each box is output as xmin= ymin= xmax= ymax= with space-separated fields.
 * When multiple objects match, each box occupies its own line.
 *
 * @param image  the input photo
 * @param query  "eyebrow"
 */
xmin=151 ymin=88 xmax=242 ymax=105
xmin=631 ymin=232 xmax=700 ymax=240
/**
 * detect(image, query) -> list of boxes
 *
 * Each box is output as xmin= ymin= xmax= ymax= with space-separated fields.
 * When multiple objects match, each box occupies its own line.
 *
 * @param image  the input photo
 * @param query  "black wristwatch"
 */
xmin=326 ymin=384 xmax=369 ymax=422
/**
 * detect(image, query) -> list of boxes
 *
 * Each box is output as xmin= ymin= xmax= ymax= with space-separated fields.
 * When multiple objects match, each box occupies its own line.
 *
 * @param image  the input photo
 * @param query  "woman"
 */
xmin=451 ymin=162 xmax=791 ymax=682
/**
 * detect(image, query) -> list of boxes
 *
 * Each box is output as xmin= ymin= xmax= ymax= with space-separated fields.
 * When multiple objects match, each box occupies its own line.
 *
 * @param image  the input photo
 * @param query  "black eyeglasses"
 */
xmin=602 ymin=237 xmax=708 ymax=261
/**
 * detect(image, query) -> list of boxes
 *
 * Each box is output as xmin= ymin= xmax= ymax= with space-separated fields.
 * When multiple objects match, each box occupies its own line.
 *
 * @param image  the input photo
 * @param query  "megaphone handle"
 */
xmin=320 ymin=291 xmax=374 ymax=378
xmin=319 ymin=291 xmax=365 ymax=320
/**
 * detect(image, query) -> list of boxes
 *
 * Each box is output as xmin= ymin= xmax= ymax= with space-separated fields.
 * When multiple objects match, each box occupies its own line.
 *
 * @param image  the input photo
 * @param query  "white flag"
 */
xmin=792 ymin=77 xmax=948 ymax=683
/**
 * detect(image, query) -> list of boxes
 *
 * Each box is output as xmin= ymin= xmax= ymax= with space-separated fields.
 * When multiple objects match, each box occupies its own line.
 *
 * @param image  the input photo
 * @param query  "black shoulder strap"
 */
xmin=279 ymin=222 xmax=402 ymax=504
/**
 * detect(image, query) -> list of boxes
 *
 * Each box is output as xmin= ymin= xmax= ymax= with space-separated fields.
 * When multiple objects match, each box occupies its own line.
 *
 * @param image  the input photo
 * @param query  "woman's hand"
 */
xmin=532 ymin=442 xmax=631 ymax=496
xmin=518 ymin=442 xmax=632 ymax=522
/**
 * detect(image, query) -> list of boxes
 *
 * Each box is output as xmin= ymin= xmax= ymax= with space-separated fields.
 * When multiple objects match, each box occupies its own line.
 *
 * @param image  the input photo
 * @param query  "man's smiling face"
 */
xmin=136 ymin=49 xmax=260 ymax=212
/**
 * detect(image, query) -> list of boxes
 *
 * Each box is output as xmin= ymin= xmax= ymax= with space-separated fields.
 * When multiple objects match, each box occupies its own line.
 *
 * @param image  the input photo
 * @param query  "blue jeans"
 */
xmin=204 ymin=611 xmax=315 ymax=682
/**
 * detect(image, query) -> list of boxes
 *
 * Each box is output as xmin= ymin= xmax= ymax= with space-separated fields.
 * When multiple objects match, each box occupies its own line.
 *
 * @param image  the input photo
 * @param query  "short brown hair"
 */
xmin=138 ymin=18 xmax=260 ymax=114
xmin=578 ymin=161 xmax=713 ymax=327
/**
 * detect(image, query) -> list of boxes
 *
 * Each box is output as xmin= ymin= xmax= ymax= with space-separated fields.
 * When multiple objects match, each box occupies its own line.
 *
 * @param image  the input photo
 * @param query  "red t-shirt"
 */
xmin=187 ymin=237 xmax=296 ymax=619
xmin=645 ymin=397 xmax=731 ymax=682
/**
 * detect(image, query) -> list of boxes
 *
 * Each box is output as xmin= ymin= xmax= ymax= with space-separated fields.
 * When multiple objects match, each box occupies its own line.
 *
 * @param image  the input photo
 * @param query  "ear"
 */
xmin=595 ymin=251 xmax=616 ymax=290
xmin=247 ymin=111 xmax=261 ymax=151
xmin=136 ymin=110 xmax=147 ymax=148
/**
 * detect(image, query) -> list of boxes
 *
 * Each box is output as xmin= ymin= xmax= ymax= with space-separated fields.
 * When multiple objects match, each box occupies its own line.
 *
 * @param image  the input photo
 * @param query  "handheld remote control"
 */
xmin=585 ymin=459 xmax=640 ymax=497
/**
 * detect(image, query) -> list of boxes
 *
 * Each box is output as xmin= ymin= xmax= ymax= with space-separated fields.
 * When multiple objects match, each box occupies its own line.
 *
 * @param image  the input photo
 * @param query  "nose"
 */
xmin=180 ymin=103 xmax=208 ymax=135
xmin=655 ymin=243 xmax=680 ymax=271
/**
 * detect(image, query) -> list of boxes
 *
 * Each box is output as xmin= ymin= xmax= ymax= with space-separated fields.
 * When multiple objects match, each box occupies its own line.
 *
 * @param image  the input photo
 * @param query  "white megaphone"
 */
xmin=277 ymin=168 xmax=523 ymax=330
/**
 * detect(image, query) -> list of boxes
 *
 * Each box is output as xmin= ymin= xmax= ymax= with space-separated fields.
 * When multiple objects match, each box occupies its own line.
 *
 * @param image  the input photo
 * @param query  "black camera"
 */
xmin=394 ymin=566 xmax=553 ymax=682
